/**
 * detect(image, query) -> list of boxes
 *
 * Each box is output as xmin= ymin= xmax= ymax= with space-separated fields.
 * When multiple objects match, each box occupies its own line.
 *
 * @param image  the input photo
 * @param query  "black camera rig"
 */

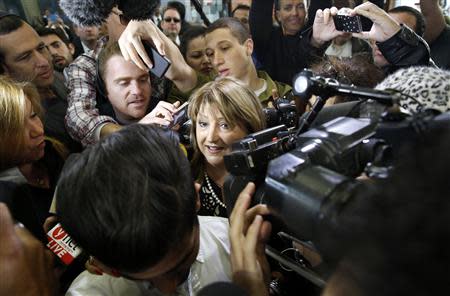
xmin=223 ymin=69 xmax=450 ymax=287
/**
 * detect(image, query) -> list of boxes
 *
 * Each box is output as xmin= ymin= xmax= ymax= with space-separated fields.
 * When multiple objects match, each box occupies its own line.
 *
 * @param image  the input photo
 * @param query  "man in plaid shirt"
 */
xmin=64 ymin=7 xmax=194 ymax=147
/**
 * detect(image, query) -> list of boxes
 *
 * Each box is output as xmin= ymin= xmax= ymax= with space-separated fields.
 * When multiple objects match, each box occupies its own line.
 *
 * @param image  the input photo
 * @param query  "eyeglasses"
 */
xmin=163 ymin=17 xmax=181 ymax=23
xmin=111 ymin=10 xmax=130 ymax=26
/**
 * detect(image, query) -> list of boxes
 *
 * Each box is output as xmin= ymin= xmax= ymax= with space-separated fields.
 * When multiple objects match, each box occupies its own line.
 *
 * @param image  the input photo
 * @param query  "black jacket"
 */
xmin=249 ymin=0 xmax=331 ymax=85
xmin=379 ymin=25 xmax=432 ymax=75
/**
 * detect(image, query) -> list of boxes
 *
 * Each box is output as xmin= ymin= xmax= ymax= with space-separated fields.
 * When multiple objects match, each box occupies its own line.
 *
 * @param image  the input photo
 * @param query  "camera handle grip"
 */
xmin=296 ymin=95 xmax=328 ymax=136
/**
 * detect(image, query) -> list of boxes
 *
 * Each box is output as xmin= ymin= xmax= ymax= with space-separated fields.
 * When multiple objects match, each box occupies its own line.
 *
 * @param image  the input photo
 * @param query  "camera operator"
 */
xmin=227 ymin=126 xmax=450 ymax=296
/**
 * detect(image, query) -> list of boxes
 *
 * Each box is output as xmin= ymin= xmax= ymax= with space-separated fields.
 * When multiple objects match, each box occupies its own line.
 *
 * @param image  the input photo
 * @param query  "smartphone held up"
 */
xmin=142 ymin=41 xmax=171 ymax=78
xmin=333 ymin=8 xmax=363 ymax=33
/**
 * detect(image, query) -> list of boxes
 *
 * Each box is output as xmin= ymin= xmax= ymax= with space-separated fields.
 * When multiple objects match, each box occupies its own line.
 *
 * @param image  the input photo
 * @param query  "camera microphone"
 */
xmin=293 ymin=69 xmax=399 ymax=106
xmin=59 ymin=0 xmax=160 ymax=26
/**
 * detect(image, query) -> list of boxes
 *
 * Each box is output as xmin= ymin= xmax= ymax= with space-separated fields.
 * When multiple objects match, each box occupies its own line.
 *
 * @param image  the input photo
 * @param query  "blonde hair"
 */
xmin=188 ymin=77 xmax=266 ymax=179
xmin=0 ymin=75 xmax=43 ymax=169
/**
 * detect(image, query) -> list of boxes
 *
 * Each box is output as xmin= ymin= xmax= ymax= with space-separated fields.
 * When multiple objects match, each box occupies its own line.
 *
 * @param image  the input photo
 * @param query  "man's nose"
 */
xmin=212 ymin=52 xmax=223 ymax=66
xmin=130 ymin=81 xmax=143 ymax=95
xmin=47 ymin=46 xmax=58 ymax=57
xmin=201 ymin=53 xmax=211 ymax=65
xmin=36 ymin=51 xmax=51 ymax=68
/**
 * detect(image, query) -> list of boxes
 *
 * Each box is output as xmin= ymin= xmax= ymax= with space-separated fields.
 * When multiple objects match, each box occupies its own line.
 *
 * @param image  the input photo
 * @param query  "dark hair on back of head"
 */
xmin=311 ymin=54 xmax=385 ymax=103
xmin=56 ymin=124 xmax=197 ymax=273
xmin=388 ymin=5 xmax=425 ymax=37
xmin=117 ymin=0 xmax=160 ymax=22
xmin=180 ymin=26 xmax=206 ymax=58
xmin=206 ymin=17 xmax=250 ymax=44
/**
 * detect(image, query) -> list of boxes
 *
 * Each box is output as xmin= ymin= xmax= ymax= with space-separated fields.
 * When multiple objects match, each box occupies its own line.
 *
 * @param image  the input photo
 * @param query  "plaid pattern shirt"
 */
xmin=64 ymin=36 xmax=169 ymax=147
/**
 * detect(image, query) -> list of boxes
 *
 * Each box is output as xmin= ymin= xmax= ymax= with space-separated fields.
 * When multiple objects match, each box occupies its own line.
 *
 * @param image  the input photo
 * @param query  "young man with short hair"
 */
xmin=96 ymin=41 xmax=177 ymax=126
xmin=56 ymin=124 xmax=232 ymax=295
xmin=37 ymin=27 xmax=75 ymax=72
xmin=204 ymin=17 xmax=291 ymax=104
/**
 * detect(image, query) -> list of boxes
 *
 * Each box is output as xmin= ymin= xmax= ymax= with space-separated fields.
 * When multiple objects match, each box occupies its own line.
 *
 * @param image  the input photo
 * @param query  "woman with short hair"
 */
xmin=188 ymin=77 xmax=266 ymax=217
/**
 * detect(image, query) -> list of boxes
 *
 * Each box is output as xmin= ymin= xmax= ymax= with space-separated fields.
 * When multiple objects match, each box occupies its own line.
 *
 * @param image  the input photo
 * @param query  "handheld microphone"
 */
xmin=47 ymin=223 xmax=82 ymax=265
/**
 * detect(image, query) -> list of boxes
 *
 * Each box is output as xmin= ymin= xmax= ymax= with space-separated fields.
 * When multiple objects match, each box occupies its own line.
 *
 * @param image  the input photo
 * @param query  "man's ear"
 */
xmin=68 ymin=43 xmax=75 ymax=56
xmin=87 ymin=257 xmax=121 ymax=277
xmin=244 ymin=38 xmax=254 ymax=56
xmin=275 ymin=10 xmax=280 ymax=24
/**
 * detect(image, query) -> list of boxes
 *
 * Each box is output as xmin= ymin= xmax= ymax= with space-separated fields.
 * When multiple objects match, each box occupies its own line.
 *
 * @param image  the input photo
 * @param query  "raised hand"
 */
xmin=229 ymin=183 xmax=272 ymax=296
xmin=351 ymin=1 xmax=401 ymax=42
xmin=311 ymin=7 xmax=345 ymax=47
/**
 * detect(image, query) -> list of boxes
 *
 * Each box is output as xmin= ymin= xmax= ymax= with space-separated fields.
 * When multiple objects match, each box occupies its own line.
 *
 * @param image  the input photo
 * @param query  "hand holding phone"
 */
xmin=169 ymin=102 xmax=189 ymax=129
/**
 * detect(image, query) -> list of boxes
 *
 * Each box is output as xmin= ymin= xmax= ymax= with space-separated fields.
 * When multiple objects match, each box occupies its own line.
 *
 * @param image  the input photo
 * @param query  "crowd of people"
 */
xmin=0 ymin=0 xmax=450 ymax=295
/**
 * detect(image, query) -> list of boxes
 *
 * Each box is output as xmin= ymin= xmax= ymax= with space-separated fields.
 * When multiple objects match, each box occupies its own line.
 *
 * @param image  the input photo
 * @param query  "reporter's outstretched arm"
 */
xmin=118 ymin=19 xmax=197 ymax=93
xmin=65 ymin=49 xmax=118 ymax=146
xmin=0 ymin=203 xmax=57 ymax=295
xmin=229 ymin=183 xmax=272 ymax=296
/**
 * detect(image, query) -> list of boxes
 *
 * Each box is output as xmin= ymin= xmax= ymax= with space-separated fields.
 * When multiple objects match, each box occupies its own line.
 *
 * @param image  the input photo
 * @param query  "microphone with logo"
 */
xmin=46 ymin=223 xmax=82 ymax=265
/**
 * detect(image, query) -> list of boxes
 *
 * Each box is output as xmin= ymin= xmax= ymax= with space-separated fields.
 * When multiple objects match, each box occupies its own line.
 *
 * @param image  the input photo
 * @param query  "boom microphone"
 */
xmin=59 ymin=0 xmax=160 ymax=26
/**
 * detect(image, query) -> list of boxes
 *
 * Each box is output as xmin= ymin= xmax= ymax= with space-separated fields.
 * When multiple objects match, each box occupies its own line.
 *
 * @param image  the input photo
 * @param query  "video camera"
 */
xmin=223 ymin=69 xmax=449 ymax=287
xmin=263 ymin=93 xmax=298 ymax=129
